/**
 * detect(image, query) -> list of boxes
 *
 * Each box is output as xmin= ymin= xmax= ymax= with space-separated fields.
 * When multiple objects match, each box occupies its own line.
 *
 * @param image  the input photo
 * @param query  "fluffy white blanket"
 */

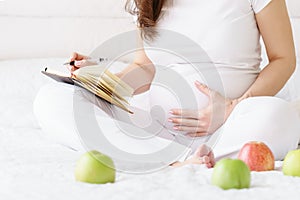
xmin=0 ymin=58 xmax=300 ymax=200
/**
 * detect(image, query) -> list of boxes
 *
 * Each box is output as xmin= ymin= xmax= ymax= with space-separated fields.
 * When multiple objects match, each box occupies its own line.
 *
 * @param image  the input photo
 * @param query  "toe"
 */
xmin=194 ymin=144 xmax=211 ymax=157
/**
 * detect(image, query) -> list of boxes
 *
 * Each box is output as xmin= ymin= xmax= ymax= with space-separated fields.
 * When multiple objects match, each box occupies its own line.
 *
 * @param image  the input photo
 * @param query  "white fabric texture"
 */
xmin=250 ymin=0 xmax=272 ymax=13
xmin=2 ymin=58 xmax=300 ymax=200
xmin=143 ymin=0 xmax=273 ymax=99
xmin=33 ymin=83 xmax=192 ymax=163
xmin=34 ymin=82 xmax=300 ymax=161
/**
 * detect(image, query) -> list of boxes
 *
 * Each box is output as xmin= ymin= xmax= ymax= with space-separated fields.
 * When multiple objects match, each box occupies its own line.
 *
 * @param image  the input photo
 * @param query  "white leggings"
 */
xmin=34 ymin=83 xmax=300 ymax=161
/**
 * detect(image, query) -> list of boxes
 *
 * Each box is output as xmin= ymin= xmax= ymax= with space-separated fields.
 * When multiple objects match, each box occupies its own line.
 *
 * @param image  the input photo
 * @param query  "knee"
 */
xmin=231 ymin=97 xmax=300 ymax=159
xmin=235 ymin=97 xmax=300 ymax=135
xmin=234 ymin=97 xmax=297 ymax=121
xmin=257 ymin=97 xmax=300 ymax=136
xmin=33 ymin=83 xmax=84 ymax=151
xmin=33 ymin=83 xmax=73 ymax=123
xmin=33 ymin=84 xmax=53 ymax=120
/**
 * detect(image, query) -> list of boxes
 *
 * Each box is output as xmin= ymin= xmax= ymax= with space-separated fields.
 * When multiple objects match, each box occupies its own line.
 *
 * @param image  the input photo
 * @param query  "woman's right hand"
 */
xmin=67 ymin=52 xmax=94 ymax=73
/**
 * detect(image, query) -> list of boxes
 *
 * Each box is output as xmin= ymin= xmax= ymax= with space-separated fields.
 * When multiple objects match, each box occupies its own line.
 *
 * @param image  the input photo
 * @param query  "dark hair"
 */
xmin=125 ymin=0 xmax=168 ymax=40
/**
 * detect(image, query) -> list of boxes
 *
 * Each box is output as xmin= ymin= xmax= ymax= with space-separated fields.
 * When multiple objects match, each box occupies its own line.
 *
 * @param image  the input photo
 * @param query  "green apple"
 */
xmin=75 ymin=150 xmax=116 ymax=184
xmin=211 ymin=158 xmax=251 ymax=190
xmin=282 ymin=149 xmax=300 ymax=177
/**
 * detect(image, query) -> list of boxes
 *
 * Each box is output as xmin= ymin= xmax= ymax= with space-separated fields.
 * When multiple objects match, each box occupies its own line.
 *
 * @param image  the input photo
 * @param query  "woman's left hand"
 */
xmin=169 ymin=81 xmax=238 ymax=137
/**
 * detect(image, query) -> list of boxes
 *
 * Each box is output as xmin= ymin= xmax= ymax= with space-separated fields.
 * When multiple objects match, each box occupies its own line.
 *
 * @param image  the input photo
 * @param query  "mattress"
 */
xmin=1 ymin=58 xmax=300 ymax=200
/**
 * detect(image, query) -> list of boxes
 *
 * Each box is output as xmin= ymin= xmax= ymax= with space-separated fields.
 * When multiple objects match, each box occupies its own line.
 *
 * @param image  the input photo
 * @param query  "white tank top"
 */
xmin=143 ymin=0 xmax=272 ymax=99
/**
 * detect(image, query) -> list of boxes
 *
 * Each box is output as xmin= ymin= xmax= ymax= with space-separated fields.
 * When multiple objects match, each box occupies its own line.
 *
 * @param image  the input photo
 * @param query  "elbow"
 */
xmin=288 ymin=54 xmax=296 ymax=75
xmin=133 ymin=84 xmax=151 ymax=95
xmin=269 ymin=53 xmax=296 ymax=79
xmin=279 ymin=53 xmax=296 ymax=76
xmin=289 ymin=46 xmax=297 ymax=73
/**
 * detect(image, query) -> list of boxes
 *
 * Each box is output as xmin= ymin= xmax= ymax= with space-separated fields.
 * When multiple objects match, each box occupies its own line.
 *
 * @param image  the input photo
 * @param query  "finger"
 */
xmin=70 ymin=52 xmax=78 ymax=62
xmin=169 ymin=117 xmax=200 ymax=127
xmin=194 ymin=144 xmax=210 ymax=157
xmin=70 ymin=66 xmax=79 ymax=73
xmin=75 ymin=59 xmax=96 ymax=68
xmin=193 ymin=144 xmax=215 ymax=168
xmin=187 ymin=132 xmax=209 ymax=137
xmin=74 ymin=60 xmax=84 ymax=67
xmin=173 ymin=125 xmax=205 ymax=133
xmin=66 ymin=65 xmax=78 ymax=72
xmin=208 ymin=151 xmax=216 ymax=167
xmin=201 ymin=155 xmax=214 ymax=168
xmin=170 ymin=109 xmax=201 ymax=119
xmin=69 ymin=52 xmax=90 ymax=62
xmin=195 ymin=81 xmax=210 ymax=97
xmin=206 ymin=162 xmax=213 ymax=168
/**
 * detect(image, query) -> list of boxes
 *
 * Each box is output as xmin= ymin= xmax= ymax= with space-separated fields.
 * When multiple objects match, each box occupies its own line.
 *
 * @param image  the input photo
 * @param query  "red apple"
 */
xmin=238 ymin=141 xmax=275 ymax=171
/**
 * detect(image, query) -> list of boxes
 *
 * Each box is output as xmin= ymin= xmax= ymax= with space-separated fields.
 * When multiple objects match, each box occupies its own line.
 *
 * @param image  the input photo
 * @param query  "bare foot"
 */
xmin=171 ymin=144 xmax=215 ymax=168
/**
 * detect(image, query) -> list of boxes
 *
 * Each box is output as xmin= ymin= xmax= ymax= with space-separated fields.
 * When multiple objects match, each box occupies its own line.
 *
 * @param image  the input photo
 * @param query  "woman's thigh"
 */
xmin=210 ymin=97 xmax=300 ymax=160
xmin=34 ymin=83 xmax=192 ymax=161
xmin=34 ymin=83 xmax=85 ymax=150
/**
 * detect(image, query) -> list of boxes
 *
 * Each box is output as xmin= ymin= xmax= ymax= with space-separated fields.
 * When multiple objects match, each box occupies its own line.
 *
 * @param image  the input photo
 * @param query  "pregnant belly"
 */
xmin=148 ymin=64 xmax=258 ymax=130
xmin=148 ymin=64 xmax=210 ymax=130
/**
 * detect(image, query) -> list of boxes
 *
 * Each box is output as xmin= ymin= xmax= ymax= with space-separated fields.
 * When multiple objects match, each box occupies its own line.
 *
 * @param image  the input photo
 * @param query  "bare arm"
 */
xmin=69 ymin=30 xmax=155 ymax=95
xmin=237 ymin=0 xmax=296 ymax=102
xmin=168 ymin=0 xmax=297 ymax=136
xmin=116 ymin=30 xmax=155 ymax=95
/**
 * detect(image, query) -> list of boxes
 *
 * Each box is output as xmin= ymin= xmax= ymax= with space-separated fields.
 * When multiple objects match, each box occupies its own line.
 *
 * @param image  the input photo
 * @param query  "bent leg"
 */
xmin=34 ymin=83 xmax=84 ymax=150
xmin=210 ymin=97 xmax=300 ymax=160
xmin=33 ymin=83 xmax=192 ymax=162
xmin=33 ymin=83 xmax=157 ymax=152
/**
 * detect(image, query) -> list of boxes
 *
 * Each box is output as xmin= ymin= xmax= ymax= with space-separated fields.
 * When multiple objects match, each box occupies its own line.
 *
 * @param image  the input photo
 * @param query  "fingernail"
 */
xmin=169 ymin=110 xmax=174 ymax=114
xmin=173 ymin=126 xmax=179 ymax=130
xmin=195 ymin=80 xmax=201 ymax=85
xmin=168 ymin=118 xmax=173 ymax=123
xmin=75 ymin=61 xmax=82 ymax=67
xmin=74 ymin=61 xmax=83 ymax=67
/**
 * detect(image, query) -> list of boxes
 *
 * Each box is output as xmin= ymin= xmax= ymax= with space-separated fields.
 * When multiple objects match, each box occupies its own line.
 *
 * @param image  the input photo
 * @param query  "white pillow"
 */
xmin=0 ymin=0 xmax=130 ymax=18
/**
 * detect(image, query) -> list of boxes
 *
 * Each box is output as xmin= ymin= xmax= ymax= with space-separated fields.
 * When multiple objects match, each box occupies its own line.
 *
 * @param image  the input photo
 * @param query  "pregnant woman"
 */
xmin=34 ymin=0 xmax=300 ymax=168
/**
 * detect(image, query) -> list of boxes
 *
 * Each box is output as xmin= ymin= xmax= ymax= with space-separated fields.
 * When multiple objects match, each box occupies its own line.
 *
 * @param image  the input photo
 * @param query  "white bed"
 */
xmin=1 ymin=0 xmax=300 ymax=199
xmin=1 ymin=58 xmax=300 ymax=200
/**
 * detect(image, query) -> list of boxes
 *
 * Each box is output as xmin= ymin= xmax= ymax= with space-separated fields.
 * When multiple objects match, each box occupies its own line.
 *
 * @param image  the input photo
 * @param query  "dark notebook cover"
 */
xmin=41 ymin=68 xmax=75 ymax=85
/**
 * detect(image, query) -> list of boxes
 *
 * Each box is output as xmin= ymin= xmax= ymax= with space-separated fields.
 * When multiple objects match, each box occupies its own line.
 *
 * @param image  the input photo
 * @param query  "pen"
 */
xmin=63 ymin=57 xmax=109 ymax=66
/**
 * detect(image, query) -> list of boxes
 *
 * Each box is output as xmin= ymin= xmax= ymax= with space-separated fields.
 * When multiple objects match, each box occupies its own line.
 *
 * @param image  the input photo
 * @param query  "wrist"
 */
xmin=237 ymin=92 xmax=252 ymax=103
xmin=225 ymin=98 xmax=239 ymax=119
xmin=226 ymin=93 xmax=251 ymax=118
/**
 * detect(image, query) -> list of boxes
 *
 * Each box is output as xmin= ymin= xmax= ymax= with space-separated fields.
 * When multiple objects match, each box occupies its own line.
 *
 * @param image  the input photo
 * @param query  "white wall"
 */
xmin=0 ymin=0 xmax=299 ymax=61
xmin=287 ymin=0 xmax=300 ymax=60
xmin=0 ymin=0 xmax=135 ymax=59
